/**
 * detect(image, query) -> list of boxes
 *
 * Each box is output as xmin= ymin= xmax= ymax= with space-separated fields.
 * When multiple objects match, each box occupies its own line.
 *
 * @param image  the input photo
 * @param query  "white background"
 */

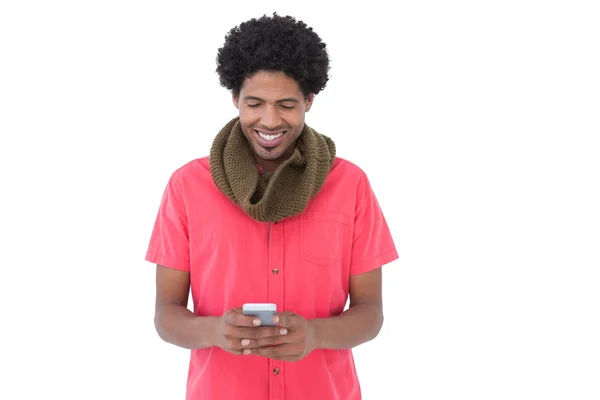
xmin=1 ymin=1 xmax=599 ymax=399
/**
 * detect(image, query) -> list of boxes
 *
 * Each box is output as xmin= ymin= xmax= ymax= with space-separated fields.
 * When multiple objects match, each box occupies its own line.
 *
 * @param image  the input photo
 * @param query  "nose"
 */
xmin=260 ymin=104 xmax=283 ymax=131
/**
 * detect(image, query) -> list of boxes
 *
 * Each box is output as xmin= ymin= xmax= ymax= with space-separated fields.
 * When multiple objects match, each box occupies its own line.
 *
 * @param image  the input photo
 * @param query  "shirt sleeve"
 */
xmin=349 ymin=171 xmax=399 ymax=275
xmin=145 ymin=171 xmax=190 ymax=271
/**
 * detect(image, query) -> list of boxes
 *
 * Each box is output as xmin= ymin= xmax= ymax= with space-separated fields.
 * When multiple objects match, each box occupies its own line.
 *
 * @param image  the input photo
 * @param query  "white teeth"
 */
xmin=257 ymin=131 xmax=284 ymax=141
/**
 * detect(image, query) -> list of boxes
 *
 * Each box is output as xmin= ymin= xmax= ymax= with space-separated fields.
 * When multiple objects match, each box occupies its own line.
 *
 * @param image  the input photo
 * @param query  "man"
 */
xmin=146 ymin=13 xmax=398 ymax=400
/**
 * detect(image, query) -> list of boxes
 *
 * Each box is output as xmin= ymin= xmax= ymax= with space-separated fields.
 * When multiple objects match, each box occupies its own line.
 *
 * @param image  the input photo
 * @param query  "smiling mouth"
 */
xmin=254 ymin=129 xmax=286 ymax=148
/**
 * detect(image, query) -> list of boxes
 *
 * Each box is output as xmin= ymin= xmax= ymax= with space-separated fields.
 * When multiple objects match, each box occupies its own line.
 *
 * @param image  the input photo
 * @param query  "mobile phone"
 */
xmin=242 ymin=303 xmax=277 ymax=326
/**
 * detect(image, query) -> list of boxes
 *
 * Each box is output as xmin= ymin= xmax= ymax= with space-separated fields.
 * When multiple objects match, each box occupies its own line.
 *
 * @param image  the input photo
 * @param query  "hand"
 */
xmin=214 ymin=308 xmax=288 ymax=356
xmin=246 ymin=312 xmax=317 ymax=362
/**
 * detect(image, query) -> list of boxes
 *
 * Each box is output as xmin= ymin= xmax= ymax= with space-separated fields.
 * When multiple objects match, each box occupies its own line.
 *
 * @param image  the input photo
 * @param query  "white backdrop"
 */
xmin=1 ymin=1 xmax=599 ymax=399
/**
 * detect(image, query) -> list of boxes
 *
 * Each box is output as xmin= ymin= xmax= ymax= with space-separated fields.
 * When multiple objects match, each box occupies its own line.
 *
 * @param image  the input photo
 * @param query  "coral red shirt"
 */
xmin=145 ymin=156 xmax=398 ymax=400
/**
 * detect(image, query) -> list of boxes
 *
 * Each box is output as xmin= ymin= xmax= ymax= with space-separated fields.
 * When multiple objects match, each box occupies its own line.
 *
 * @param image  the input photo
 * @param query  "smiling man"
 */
xmin=235 ymin=71 xmax=312 ymax=174
xmin=146 ymin=13 xmax=398 ymax=400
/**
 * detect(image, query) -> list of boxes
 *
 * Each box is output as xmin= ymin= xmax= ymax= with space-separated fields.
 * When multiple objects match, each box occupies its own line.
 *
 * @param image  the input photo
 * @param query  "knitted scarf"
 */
xmin=209 ymin=117 xmax=335 ymax=222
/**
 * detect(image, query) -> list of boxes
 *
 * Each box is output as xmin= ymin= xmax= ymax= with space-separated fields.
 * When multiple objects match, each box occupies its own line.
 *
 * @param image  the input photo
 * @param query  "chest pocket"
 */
xmin=301 ymin=211 xmax=348 ymax=267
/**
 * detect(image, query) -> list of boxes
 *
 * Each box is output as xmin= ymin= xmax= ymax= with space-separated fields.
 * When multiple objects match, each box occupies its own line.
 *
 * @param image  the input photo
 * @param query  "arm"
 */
xmin=249 ymin=268 xmax=384 ymax=361
xmin=154 ymin=264 xmax=285 ymax=352
xmin=148 ymin=174 xmax=284 ymax=351
xmin=154 ymin=264 xmax=219 ymax=350
xmin=311 ymin=267 xmax=383 ymax=349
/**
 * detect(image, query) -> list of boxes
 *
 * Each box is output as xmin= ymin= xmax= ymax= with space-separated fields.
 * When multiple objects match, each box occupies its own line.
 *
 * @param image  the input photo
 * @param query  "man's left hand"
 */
xmin=245 ymin=312 xmax=317 ymax=362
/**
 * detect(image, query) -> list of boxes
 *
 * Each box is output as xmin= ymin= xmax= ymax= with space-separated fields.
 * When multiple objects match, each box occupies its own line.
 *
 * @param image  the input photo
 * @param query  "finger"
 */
xmin=223 ymin=337 xmax=249 ymax=352
xmin=225 ymin=308 xmax=262 ymax=327
xmin=240 ymin=334 xmax=293 ymax=349
xmin=229 ymin=326 xmax=288 ymax=340
xmin=273 ymin=312 xmax=298 ymax=328
xmin=227 ymin=347 xmax=244 ymax=356
xmin=221 ymin=338 xmax=246 ymax=355
xmin=224 ymin=337 xmax=279 ymax=354
xmin=248 ymin=344 xmax=297 ymax=358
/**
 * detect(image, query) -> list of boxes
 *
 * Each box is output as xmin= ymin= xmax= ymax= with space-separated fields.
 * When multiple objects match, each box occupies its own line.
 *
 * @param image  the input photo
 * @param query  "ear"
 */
xmin=232 ymin=93 xmax=240 ymax=109
xmin=305 ymin=93 xmax=315 ymax=112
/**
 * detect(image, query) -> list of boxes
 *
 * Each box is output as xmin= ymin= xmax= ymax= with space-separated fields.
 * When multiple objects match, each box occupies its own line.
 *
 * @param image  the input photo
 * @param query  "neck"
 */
xmin=255 ymin=158 xmax=280 ymax=173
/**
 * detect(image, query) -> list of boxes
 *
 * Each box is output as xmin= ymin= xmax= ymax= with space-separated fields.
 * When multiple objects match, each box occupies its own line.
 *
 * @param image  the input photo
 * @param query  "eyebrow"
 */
xmin=243 ymin=96 xmax=299 ymax=103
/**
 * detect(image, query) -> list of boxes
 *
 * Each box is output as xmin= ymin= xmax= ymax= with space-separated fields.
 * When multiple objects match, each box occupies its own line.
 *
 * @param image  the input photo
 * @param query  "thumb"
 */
xmin=274 ymin=312 xmax=300 ymax=328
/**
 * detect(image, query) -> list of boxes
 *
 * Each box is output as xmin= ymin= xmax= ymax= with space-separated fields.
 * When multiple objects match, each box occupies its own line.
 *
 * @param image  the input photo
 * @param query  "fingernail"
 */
xmin=280 ymin=328 xmax=288 ymax=335
xmin=253 ymin=319 xmax=261 ymax=326
xmin=241 ymin=339 xmax=250 ymax=346
xmin=243 ymin=349 xmax=251 ymax=355
xmin=273 ymin=316 xmax=279 ymax=323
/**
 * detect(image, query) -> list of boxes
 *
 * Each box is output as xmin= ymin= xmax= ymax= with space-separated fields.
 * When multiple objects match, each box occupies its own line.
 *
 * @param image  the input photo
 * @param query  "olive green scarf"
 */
xmin=209 ymin=117 xmax=335 ymax=222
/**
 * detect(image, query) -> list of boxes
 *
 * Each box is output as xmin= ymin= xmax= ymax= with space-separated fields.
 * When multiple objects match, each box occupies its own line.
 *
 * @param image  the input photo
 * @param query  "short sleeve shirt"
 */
xmin=146 ymin=156 xmax=398 ymax=400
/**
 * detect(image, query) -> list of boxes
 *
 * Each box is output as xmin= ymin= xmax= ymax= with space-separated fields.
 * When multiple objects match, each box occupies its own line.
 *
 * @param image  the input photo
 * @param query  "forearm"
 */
xmin=154 ymin=304 xmax=218 ymax=350
xmin=311 ymin=302 xmax=383 ymax=350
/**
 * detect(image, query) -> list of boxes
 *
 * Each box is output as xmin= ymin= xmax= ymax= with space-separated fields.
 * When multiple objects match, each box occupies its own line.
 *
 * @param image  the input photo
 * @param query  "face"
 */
xmin=233 ymin=70 xmax=313 ymax=171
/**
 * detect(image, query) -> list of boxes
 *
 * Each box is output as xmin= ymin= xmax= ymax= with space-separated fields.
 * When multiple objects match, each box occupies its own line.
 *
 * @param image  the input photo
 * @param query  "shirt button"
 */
xmin=273 ymin=367 xmax=280 ymax=375
xmin=272 ymin=268 xmax=279 ymax=274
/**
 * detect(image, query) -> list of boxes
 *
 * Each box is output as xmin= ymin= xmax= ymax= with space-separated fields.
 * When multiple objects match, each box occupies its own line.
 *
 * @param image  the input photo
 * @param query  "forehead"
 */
xmin=240 ymin=70 xmax=303 ymax=100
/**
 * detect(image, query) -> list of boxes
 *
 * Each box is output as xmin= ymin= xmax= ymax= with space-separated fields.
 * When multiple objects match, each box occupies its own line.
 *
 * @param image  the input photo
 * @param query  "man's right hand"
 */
xmin=214 ymin=308 xmax=288 ymax=355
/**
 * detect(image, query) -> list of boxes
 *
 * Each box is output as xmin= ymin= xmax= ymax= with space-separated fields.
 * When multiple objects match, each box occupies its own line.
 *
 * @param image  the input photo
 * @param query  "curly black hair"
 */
xmin=216 ymin=13 xmax=330 ymax=98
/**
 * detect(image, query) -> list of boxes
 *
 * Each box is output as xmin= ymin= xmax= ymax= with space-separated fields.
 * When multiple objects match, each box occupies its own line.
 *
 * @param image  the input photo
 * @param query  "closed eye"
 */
xmin=246 ymin=103 xmax=294 ymax=109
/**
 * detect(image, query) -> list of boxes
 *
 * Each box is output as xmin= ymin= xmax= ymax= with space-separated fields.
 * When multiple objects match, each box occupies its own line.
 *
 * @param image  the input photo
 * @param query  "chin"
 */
xmin=253 ymin=142 xmax=286 ymax=160
xmin=256 ymin=149 xmax=284 ymax=161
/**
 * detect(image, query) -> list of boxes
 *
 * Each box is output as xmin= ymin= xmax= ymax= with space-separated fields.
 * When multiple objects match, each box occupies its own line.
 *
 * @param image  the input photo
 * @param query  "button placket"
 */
xmin=268 ymin=221 xmax=285 ymax=400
